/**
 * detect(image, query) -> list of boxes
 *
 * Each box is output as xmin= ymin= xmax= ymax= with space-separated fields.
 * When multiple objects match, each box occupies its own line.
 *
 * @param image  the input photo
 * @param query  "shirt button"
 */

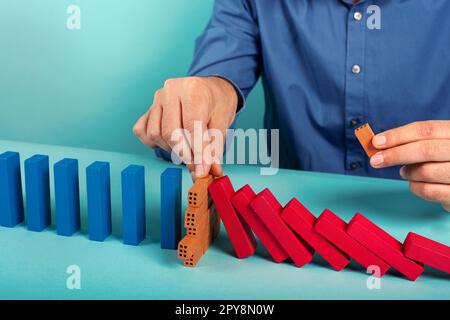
xmin=350 ymin=118 xmax=361 ymax=128
xmin=354 ymin=12 xmax=363 ymax=21
xmin=352 ymin=64 xmax=361 ymax=74
xmin=350 ymin=161 xmax=361 ymax=170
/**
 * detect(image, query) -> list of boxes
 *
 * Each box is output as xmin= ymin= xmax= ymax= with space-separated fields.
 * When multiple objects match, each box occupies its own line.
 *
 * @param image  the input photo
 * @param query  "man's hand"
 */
xmin=133 ymin=76 xmax=238 ymax=180
xmin=370 ymin=121 xmax=450 ymax=211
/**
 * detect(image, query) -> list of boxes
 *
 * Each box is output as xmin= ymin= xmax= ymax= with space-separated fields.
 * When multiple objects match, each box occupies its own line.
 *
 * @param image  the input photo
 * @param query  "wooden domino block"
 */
xmin=314 ymin=209 xmax=390 ymax=277
xmin=178 ymin=235 xmax=193 ymax=260
xmin=86 ymin=161 xmax=112 ymax=242
xmin=179 ymin=176 xmax=218 ymax=268
xmin=188 ymin=175 xmax=213 ymax=208
xmin=184 ymin=197 xmax=209 ymax=228
xmin=178 ymin=226 xmax=211 ymax=268
xmin=281 ymin=198 xmax=350 ymax=271
xmin=208 ymin=176 xmax=257 ymax=259
xmin=178 ymin=235 xmax=205 ymax=261
xmin=250 ymin=189 xmax=313 ymax=268
xmin=24 ymin=155 xmax=51 ymax=232
xmin=179 ymin=209 xmax=215 ymax=268
xmin=184 ymin=245 xmax=203 ymax=268
xmin=178 ymin=236 xmax=203 ymax=267
xmin=0 ymin=151 xmax=24 ymax=228
xmin=202 ymin=216 xmax=212 ymax=252
xmin=187 ymin=209 xmax=210 ymax=237
xmin=54 ymin=159 xmax=81 ymax=237
xmin=210 ymin=204 xmax=221 ymax=240
xmin=190 ymin=221 xmax=210 ymax=254
xmin=121 ymin=165 xmax=146 ymax=246
xmin=347 ymin=213 xmax=424 ymax=281
xmin=354 ymin=123 xmax=378 ymax=157
xmin=207 ymin=205 xmax=218 ymax=241
xmin=404 ymin=232 xmax=450 ymax=275
xmin=160 ymin=168 xmax=182 ymax=249
xmin=232 ymin=185 xmax=288 ymax=263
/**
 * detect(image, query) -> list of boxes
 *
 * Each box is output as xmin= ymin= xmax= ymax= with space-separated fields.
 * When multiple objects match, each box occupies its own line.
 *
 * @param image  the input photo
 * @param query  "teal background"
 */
xmin=0 ymin=0 xmax=264 ymax=154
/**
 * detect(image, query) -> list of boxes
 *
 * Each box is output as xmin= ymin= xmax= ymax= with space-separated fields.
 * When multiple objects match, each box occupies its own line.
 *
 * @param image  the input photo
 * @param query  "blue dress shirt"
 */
xmin=185 ymin=0 xmax=450 ymax=179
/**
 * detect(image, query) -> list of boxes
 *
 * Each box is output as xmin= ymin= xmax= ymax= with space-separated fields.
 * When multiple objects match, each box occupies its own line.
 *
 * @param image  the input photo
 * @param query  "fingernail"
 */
xmin=399 ymin=166 xmax=406 ymax=178
xmin=370 ymin=153 xmax=384 ymax=167
xmin=373 ymin=135 xmax=387 ymax=147
xmin=195 ymin=165 xmax=204 ymax=178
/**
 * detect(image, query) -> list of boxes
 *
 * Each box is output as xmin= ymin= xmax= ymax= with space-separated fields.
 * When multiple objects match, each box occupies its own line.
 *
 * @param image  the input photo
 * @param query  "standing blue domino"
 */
xmin=121 ymin=165 xmax=146 ymax=245
xmin=54 ymin=159 xmax=80 ymax=236
xmin=0 ymin=151 xmax=24 ymax=227
xmin=86 ymin=161 xmax=111 ymax=241
xmin=24 ymin=155 xmax=51 ymax=231
xmin=160 ymin=167 xmax=182 ymax=249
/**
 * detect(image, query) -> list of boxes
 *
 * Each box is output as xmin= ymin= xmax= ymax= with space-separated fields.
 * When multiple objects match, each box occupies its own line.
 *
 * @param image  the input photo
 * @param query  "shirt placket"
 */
xmin=345 ymin=2 xmax=368 ymax=174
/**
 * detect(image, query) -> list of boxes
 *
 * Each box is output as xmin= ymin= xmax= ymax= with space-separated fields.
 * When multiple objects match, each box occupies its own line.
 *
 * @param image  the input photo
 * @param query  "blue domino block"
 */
xmin=24 ymin=155 xmax=51 ymax=231
xmin=86 ymin=161 xmax=111 ymax=241
xmin=0 ymin=151 xmax=24 ymax=227
xmin=160 ymin=167 xmax=182 ymax=249
xmin=121 ymin=165 xmax=146 ymax=246
xmin=54 ymin=158 xmax=80 ymax=236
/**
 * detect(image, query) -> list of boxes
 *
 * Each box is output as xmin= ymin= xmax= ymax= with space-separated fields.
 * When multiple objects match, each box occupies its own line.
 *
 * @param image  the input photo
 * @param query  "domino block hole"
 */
xmin=188 ymin=191 xmax=199 ymax=206
xmin=355 ymin=123 xmax=369 ymax=132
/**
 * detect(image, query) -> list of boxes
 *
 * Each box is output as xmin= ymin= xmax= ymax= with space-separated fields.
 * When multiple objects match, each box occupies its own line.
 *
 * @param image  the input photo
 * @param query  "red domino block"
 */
xmin=314 ymin=209 xmax=390 ymax=277
xmin=404 ymin=232 xmax=449 ymax=275
xmin=281 ymin=198 xmax=350 ymax=271
xmin=208 ymin=176 xmax=257 ymax=258
xmin=250 ymin=189 xmax=313 ymax=268
xmin=231 ymin=185 xmax=288 ymax=263
xmin=347 ymin=213 xmax=424 ymax=281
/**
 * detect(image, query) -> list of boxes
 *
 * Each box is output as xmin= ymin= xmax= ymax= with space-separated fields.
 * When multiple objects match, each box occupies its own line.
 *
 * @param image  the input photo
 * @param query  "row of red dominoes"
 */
xmin=208 ymin=176 xmax=450 ymax=281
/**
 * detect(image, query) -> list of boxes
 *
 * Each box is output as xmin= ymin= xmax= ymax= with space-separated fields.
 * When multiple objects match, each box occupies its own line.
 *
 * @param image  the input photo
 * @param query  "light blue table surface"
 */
xmin=0 ymin=140 xmax=449 ymax=300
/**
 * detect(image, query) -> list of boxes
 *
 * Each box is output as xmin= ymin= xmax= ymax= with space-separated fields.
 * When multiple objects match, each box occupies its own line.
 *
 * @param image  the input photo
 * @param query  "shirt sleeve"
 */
xmin=187 ymin=0 xmax=261 ymax=112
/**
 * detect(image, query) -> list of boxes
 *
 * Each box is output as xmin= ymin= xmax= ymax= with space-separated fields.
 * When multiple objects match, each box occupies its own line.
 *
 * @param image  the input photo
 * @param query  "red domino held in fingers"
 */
xmin=347 ymin=213 xmax=424 ymax=281
xmin=208 ymin=176 xmax=257 ymax=259
xmin=281 ymin=198 xmax=350 ymax=271
xmin=403 ymin=232 xmax=450 ymax=275
xmin=314 ymin=209 xmax=390 ymax=277
xmin=231 ymin=185 xmax=288 ymax=263
xmin=250 ymin=189 xmax=313 ymax=268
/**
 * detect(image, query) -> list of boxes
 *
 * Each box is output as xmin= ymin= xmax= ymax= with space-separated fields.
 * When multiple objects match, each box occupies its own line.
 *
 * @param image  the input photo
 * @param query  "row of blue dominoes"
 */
xmin=0 ymin=151 xmax=143 ymax=245
xmin=0 ymin=151 xmax=183 ymax=249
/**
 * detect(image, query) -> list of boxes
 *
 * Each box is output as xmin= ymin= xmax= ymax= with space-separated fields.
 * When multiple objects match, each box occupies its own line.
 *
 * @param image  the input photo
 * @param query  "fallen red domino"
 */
xmin=231 ymin=185 xmax=288 ymax=263
xmin=314 ymin=209 xmax=390 ymax=277
xmin=250 ymin=189 xmax=313 ymax=268
xmin=404 ymin=232 xmax=450 ymax=275
xmin=208 ymin=176 xmax=257 ymax=258
xmin=281 ymin=199 xmax=350 ymax=271
xmin=347 ymin=213 xmax=424 ymax=281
